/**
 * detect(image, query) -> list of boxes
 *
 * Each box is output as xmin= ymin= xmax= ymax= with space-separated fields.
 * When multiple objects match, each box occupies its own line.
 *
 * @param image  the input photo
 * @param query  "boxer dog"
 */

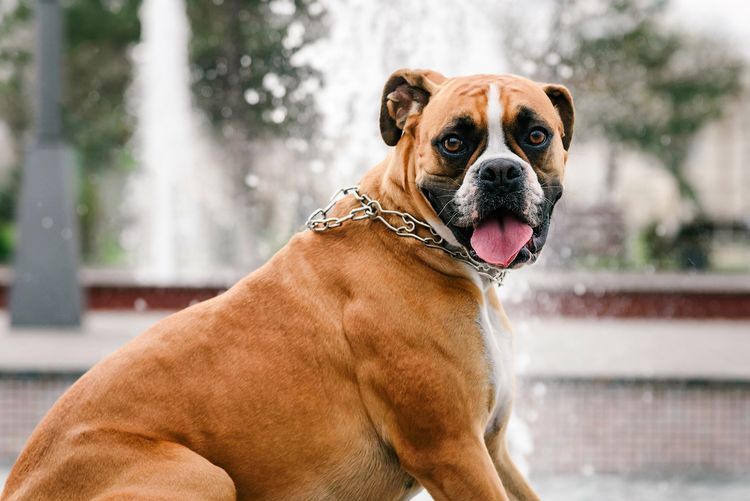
xmin=2 ymin=69 xmax=573 ymax=501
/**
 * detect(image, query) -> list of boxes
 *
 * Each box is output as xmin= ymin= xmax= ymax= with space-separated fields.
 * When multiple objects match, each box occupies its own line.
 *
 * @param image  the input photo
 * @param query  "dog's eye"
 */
xmin=528 ymin=128 xmax=547 ymax=146
xmin=441 ymin=136 xmax=466 ymax=154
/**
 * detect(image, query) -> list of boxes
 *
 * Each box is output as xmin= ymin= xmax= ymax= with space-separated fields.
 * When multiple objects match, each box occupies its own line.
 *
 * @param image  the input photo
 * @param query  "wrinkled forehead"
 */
xmin=421 ymin=75 xmax=560 ymax=133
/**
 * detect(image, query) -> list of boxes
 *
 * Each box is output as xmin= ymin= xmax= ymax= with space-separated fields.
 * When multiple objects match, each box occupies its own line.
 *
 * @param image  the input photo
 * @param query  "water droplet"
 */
xmin=285 ymin=138 xmax=308 ymax=152
xmin=41 ymin=217 xmax=53 ymax=229
xmin=134 ymin=298 xmax=148 ymax=312
xmin=283 ymin=21 xmax=306 ymax=50
xmin=269 ymin=107 xmax=287 ymax=124
xmin=309 ymin=160 xmax=324 ymax=173
xmin=558 ymin=64 xmax=573 ymax=79
xmin=573 ymin=283 xmax=587 ymax=296
xmin=532 ymin=382 xmax=547 ymax=399
xmin=263 ymin=72 xmax=287 ymax=98
xmin=268 ymin=0 xmax=296 ymax=16
xmin=544 ymin=53 xmax=561 ymax=66
xmin=521 ymin=60 xmax=537 ymax=75
xmin=244 ymin=88 xmax=260 ymax=105
xmin=244 ymin=173 xmax=260 ymax=188
xmin=309 ymin=2 xmax=323 ymax=16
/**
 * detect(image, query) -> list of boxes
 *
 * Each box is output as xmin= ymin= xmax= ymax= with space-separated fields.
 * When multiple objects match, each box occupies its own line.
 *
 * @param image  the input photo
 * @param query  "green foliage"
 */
xmin=0 ymin=0 xmax=326 ymax=264
xmin=0 ymin=168 xmax=19 ymax=261
xmin=504 ymin=0 xmax=744 ymax=210
xmin=0 ymin=2 xmax=32 ymax=146
xmin=0 ymin=0 xmax=140 ymax=170
xmin=185 ymin=0 xmax=324 ymax=142
xmin=63 ymin=0 xmax=141 ymax=177
xmin=0 ymin=0 xmax=141 ymax=262
xmin=0 ymin=4 xmax=31 ymax=262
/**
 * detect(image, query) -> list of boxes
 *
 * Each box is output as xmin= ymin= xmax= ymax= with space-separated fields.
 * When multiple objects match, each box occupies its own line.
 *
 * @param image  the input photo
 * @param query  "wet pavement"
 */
xmin=4 ymin=467 xmax=749 ymax=500
xmin=533 ymin=474 xmax=750 ymax=501
xmin=412 ymin=474 xmax=750 ymax=500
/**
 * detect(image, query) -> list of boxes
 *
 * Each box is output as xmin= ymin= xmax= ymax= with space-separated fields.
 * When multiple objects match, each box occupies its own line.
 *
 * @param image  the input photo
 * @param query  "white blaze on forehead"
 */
xmin=472 ymin=83 xmax=544 ymax=199
xmin=485 ymin=83 xmax=512 ymax=157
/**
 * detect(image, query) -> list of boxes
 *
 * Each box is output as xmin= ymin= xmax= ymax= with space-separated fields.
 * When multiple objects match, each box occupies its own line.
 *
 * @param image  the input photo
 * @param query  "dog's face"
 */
xmin=380 ymin=70 xmax=574 ymax=269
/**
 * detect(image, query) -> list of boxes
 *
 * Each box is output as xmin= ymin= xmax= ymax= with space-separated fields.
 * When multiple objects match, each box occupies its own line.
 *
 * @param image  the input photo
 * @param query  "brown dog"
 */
xmin=2 ymin=69 xmax=573 ymax=501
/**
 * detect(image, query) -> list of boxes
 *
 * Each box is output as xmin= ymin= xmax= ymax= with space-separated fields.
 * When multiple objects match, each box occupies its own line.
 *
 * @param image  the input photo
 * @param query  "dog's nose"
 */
xmin=478 ymin=158 xmax=524 ymax=192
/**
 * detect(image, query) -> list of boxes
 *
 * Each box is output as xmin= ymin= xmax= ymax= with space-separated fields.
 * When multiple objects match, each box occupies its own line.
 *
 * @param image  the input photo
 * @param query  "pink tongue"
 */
xmin=470 ymin=215 xmax=533 ymax=267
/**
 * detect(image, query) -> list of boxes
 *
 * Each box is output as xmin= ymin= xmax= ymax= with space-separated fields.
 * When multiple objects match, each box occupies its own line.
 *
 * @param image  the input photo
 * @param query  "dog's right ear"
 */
xmin=542 ymin=83 xmax=575 ymax=151
xmin=379 ymin=69 xmax=446 ymax=146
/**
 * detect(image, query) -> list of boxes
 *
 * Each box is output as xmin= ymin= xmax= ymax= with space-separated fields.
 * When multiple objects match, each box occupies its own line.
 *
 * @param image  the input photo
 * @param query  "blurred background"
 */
xmin=0 ymin=0 xmax=748 ymax=499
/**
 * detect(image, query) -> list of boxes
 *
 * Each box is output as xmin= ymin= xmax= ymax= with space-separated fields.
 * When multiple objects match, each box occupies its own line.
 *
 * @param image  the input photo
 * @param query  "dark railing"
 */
xmin=0 ymin=269 xmax=748 ymax=318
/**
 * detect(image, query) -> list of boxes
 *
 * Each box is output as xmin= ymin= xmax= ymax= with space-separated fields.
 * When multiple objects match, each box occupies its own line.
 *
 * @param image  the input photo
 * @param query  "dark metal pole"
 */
xmin=10 ymin=0 xmax=82 ymax=327
xmin=35 ymin=0 xmax=63 ymax=142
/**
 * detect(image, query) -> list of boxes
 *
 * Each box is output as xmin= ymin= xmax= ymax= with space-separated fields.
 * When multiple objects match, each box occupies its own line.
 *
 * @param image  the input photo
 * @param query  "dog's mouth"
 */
xmin=423 ymin=187 xmax=553 ymax=269
xmin=422 ymin=183 xmax=558 ymax=270
xmin=470 ymin=214 xmax=533 ymax=267
xmin=448 ymin=211 xmax=544 ymax=269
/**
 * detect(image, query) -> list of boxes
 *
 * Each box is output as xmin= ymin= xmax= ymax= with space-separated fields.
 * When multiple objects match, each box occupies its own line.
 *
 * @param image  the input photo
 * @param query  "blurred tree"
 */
xmin=0 ymin=0 xmax=326 ymax=264
xmin=183 ymin=0 xmax=326 ymax=265
xmin=186 ymin=0 xmax=324 ymax=142
xmin=503 ymin=0 xmax=744 ymax=212
xmin=0 ymin=0 xmax=141 ymax=262
xmin=0 ymin=2 xmax=32 ymax=260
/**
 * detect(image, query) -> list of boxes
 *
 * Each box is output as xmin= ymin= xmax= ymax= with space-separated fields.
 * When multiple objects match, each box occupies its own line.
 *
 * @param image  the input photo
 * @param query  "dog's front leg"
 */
xmin=393 ymin=434 xmax=511 ymax=501
xmin=485 ymin=431 xmax=540 ymax=501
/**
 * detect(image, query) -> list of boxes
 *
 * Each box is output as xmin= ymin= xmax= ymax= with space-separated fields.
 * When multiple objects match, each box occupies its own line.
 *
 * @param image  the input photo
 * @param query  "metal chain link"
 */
xmin=305 ymin=186 xmax=507 ymax=285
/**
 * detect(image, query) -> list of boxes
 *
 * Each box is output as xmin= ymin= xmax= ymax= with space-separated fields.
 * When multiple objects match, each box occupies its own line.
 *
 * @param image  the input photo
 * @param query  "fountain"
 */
xmin=126 ymin=0 xmax=239 ymax=284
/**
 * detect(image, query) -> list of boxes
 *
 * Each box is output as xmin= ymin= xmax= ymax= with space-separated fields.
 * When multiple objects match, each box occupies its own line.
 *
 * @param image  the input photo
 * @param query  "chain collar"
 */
xmin=305 ymin=186 xmax=507 ymax=286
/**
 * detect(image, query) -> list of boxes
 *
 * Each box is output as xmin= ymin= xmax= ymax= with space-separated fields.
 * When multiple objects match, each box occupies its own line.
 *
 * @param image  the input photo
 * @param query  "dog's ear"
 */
xmin=380 ymin=69 xmax=446 ymax=146
xmin=542 ymin=84 xmax=575 ymax=151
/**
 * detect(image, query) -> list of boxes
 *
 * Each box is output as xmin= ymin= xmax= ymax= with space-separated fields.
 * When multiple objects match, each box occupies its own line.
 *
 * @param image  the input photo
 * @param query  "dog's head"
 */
xmin=380 ymin=69 xmax=574 ymax=269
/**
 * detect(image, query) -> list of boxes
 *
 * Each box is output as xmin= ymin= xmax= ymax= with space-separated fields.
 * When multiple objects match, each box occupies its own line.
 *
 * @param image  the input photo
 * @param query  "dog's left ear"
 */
xmin=542 ymin=84 xmax=575 ymax=151
xmin=380 ymin=69 xmax=446 ymax=146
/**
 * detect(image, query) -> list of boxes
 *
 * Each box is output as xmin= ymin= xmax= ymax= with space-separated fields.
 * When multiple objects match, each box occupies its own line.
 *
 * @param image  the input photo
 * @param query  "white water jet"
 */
xmin=126 ymin=0 xmax=237 ymax=284
xmin=129 ymin=0 xmax=191 ymax=282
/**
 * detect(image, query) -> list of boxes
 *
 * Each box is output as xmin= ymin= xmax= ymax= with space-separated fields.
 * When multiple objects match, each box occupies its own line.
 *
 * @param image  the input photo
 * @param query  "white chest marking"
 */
xmin=466 ymin=270 xmax=514 ymax=434
xmin=426 ymin=216 xmax=462 ymax=248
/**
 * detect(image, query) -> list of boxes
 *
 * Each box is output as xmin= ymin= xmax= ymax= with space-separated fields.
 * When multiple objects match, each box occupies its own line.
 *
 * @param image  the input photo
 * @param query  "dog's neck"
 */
xmin=360 ymin=144 xmax=428 ymax=222
xmin=349 ymin=151 xmax=493 ymax=289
